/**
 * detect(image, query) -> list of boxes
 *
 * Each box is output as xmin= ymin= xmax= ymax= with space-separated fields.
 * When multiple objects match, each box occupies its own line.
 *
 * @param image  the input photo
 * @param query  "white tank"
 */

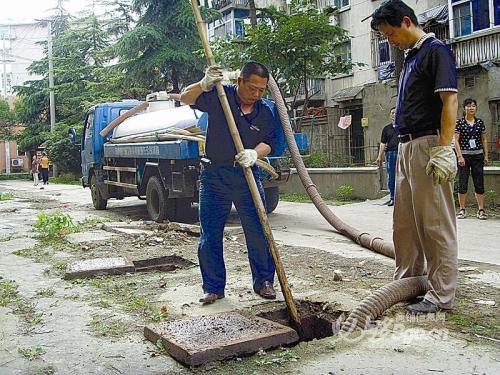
xmin=112 ymin=104 xmax=203 ymax=139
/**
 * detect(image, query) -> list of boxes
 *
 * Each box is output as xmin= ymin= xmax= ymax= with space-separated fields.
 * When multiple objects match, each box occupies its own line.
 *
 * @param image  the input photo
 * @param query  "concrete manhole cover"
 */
xmin=144 ymin=312 xmax=299 ymax=366
xmin=65 ymin=256 xmax=135 ymax=279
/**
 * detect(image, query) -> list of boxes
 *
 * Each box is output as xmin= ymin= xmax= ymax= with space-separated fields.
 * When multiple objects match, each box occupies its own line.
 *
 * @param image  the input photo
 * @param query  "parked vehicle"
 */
xmin=71 ymin=97 xmax=308 ymax=222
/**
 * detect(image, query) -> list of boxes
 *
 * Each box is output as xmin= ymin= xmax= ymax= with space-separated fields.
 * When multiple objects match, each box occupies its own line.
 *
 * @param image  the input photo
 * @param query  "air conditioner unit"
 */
xmin=11 ymin=158 xmax=23 ymax=167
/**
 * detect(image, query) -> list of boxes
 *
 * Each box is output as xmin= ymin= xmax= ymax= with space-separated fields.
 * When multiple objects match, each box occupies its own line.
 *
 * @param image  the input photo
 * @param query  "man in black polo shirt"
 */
xmin=371 ymin=0 xmax=458 ymax=314
xmin=181 ymin=62 xmax=277 ymax=304
xmin=376 ymin=107 xmax=398 ymax=206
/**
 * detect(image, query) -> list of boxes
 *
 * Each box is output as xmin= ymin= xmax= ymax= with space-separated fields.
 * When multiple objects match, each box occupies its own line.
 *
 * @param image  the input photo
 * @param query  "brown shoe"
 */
xmin=199 ymin=293 xmax=224 ymax=305
xmin=256 ymin=281 xmax=276 ymax=299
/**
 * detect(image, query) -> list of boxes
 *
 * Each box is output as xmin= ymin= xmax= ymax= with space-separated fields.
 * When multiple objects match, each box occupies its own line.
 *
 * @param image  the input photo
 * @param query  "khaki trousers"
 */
xmin=393 ymin=135 xmax=458 ymax=309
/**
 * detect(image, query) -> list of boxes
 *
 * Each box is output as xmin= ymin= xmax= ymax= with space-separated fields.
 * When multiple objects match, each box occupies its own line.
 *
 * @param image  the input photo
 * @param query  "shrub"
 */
xmin=337 ymin=184 xmax=354 ymax=201
xmin=304 ymin=151 xmax=329 ymax=168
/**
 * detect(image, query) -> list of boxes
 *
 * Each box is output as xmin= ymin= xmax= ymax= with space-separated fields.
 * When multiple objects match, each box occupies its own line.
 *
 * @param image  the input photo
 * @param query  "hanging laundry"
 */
xmin=337 ymin=115 xmax=352 ymax=130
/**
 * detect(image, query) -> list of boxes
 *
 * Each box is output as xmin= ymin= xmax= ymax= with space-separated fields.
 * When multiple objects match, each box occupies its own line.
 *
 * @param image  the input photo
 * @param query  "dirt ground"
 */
xmin=0 ymin=183 xmax=499 ymax=374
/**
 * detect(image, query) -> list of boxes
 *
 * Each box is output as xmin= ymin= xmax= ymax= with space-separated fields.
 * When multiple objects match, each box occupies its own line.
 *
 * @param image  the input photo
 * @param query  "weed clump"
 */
xmin=34 ymin=210 xmax=76 ymax=239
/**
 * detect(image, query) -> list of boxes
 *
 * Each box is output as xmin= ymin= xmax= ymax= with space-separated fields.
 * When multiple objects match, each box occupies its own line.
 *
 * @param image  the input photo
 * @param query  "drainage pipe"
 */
xmin=267 ymin=75 xmax=429 ymax=331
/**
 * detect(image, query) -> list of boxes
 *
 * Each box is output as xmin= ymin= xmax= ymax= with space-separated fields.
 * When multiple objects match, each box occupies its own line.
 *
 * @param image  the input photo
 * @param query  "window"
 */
xmin=334 ymin=0 xmax=349 ymax=8
xmin=336 ymin=42 xmax=352 ymax=64
xmin=452 ymin=0 xmax=499 ymax=37
xmin=378 ymin=38 xmax=391 ymax=64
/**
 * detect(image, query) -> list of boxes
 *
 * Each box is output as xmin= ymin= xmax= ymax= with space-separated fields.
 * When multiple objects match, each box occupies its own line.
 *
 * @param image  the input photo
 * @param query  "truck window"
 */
xmin=82 ymin=111 xmax=95 ymax=150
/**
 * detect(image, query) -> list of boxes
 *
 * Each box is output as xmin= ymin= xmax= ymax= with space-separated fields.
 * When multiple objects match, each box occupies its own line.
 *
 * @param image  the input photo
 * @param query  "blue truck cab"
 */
xmin=79 ymin=100 xmax=308 ymax=222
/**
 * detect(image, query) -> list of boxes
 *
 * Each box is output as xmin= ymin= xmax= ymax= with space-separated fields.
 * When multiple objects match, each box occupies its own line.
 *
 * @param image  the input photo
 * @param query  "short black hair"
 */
xmin=390 ymin=107 xmax=396 ymax=112
xmin=463 ymin=98 xmax=477 ymax=108
xmin=240 ymin=61 xmax=269 ymax=81
xmin=370 ymin=0 xmax=419 ymax=32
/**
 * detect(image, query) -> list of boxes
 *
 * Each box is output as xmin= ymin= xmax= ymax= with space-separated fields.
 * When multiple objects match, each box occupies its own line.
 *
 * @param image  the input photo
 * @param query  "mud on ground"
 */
xmin=0 ymin=190 xmax=499 ymax=374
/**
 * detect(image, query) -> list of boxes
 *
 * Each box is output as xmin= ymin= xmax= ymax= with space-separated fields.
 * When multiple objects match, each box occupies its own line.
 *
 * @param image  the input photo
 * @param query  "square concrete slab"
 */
xmin=144 ymin=312 xmax=299 ymax=366
xmin=64 ymin=256 xmax=135 ymax=279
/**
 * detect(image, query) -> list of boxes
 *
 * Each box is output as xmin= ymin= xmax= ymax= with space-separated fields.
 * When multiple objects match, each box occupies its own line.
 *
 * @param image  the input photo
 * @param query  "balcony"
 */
xmin=212 ymin=0 xmax=249 ymax=11
xmin=284 ymin=78 xmax=326 ymax=108
xmin=449 ymin=29 xmax=500 ymax=68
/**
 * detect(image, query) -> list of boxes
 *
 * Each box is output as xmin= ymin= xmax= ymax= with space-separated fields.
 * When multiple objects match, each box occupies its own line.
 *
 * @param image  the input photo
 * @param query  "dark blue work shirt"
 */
xmin=193 ymin=85 xmax=275 ymax=164
xmin=395 ymin=35 xmax=457 ymax=135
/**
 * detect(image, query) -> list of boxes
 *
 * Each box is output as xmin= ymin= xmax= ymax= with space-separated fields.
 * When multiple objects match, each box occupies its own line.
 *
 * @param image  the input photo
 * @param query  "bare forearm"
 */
xmin=482 ymin=133 xmax=489 ymax=159
xmin=439 ymin=92 xmax=458 ymax=146
xmin=180 ymin=82 xmax=204 ymax=105
xmin=377 ymin=143 xmax=385 ymax=160
xmin=255 ymin=142 xmax=271 ymax=158
xmin=454 ymin=133 xmax=463 ymax=158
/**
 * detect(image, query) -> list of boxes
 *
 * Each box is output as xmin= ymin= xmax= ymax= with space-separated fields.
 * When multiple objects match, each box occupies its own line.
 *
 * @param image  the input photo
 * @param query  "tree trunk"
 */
xmin=248 ymin=0 xmax=257 ymax=27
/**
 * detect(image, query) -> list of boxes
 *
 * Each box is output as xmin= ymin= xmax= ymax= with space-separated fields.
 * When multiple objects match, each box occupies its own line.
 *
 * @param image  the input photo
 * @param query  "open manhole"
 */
xmin=65 ymin=255 xmax=195 ymax=279
xmin=257 ymin=300 xmax=346 ymax=341
xmin=144 ymin=312 xmax=299 ymax=366
xmin=132 ymin=255 xmax=195 ymax=272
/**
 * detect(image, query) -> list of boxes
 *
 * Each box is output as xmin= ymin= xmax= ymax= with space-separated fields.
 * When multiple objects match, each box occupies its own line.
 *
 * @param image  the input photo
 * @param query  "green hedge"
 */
xmin=0 ymin=173 xmax=31 ymax=180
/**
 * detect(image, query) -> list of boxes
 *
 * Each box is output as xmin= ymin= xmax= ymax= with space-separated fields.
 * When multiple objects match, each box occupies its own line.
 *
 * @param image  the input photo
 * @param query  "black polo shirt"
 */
xmin=381 ymin=123 xmax=399 ymax=152
xmin=193 ymin=85 xmax=275 ymax=164
xmin=395 ymin=35 xmax=458 ymax=135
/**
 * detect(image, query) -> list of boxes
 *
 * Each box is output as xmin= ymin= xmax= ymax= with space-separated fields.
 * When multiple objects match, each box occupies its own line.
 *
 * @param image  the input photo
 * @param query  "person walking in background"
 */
xmin=455 ymin=98 xmax=489 ymax=220
xmin=371 ymin=0 xmax=458 ymax=314
xmin=376 ymin=107 xmax=399 ymax=206
xmin=40 ymin=152 xmax=50 ymax=185
xmin=31 ymin=155 xmax=39 ymax=186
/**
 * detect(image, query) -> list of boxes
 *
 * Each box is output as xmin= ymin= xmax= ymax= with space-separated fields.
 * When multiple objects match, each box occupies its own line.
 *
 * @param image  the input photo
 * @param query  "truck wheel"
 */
xmin=90 ymin=174 xmax=107 ymax=210
xmin=146 ymin=176 xmax=169 ymax=222
xmin=264 ymin=187 xmax=279 ymax=213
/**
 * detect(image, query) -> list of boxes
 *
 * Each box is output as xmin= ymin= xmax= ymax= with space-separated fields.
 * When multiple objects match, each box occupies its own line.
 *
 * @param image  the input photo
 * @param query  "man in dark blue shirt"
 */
xmin=181 ymin=62 xmax=276 ymax=304
xmin=371 ymin=0 xmax=458 ymax=315
xmin=376 ymin=107 xmax=398 ymax=206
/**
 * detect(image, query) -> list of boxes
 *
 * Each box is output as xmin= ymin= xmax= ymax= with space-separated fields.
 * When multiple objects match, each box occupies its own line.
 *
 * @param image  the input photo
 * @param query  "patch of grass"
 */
xmin=36 ymin=288 xmax=55 ymax=297
xmin=75 ymin=216 xmax=109 ymax=231
xmin=26 ymin=311 xmax=44 ymax=326
xmin=124 ymin=296 xmax=155 ymax=316
xmin=150 ymin=305 xmax=169 ymax=322
xmin=255 ymin=348 xmax=300 ymax=367
xmin=12 ymin=247 xmax=52 ymax=263
xmin=89 ymin=314 xmax=127 ymax=337
xmin=49 ymin=175 xmax=81 ymax=185
xmin=18 ymin=346 xmax=45 ymax=361
xmin=34 ymin=366 xmax=56 ymax=375
xmin=0 ymin=279 xmax=19 ymax=306
xmin=95 ymin=298 xmax=111 ymax=308
xmin=0 ymin=191 xmax=15 ymax=200
xmin=279 ymin=193 xmax=312 ymax=203
xmin=34 ymin=210 xmax=77 ymax=239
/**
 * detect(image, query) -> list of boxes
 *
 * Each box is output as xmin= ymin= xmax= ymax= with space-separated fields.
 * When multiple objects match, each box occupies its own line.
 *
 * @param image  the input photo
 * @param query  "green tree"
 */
xmin=114 ymin=0 xmax=218 ymax=93
xmin=15 ymin=10 xmax=130 ymax=174
xmin=212 ymin=1 xmax=358 ymax=111
xmin=0 ymin=100 xmax=15 ymax=140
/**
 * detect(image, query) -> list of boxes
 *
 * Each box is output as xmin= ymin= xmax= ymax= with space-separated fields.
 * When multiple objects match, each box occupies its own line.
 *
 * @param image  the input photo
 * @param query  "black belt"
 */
xmin=398 ymin=129 xmax=439 ymax=143
xmin=200 ymin=157 xmax=240 ymax=169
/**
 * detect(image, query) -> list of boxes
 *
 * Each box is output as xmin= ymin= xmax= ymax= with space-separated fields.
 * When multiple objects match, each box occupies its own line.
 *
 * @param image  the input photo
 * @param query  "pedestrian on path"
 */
xmin=371 ymin=0 xmax=458 ymax=315
xmin=40 ymin=152 xmax=50 ymax=185
xmin=31 ymin=155 xmax=40 ymax=186
xmin=376 ymin=107 xmax=398 ymax=206
xmin=181 ymin=62 xmax=277 ymax=304
xmin=454 ymin=98 xmax=489 ymax=220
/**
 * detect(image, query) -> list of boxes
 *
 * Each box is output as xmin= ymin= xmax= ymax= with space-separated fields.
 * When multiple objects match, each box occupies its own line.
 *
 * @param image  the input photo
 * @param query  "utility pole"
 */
xmin=47 ymin=20 xmax=58 ymax=176
xmin=1 ymin=31 xmax=11 ymax=174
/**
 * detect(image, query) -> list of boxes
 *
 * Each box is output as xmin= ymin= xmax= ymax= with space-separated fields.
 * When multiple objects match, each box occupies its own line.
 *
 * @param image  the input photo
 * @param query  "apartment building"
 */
xmin=0 ymin=22 xmax=47 ymax=173
xmin=206 ymin=0 xmax=500 ymax=164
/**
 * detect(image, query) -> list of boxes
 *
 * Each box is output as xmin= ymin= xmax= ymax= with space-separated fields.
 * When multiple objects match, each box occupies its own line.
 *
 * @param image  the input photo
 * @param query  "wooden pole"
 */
xmin=189 ymin=0 xmax=302 ymax=330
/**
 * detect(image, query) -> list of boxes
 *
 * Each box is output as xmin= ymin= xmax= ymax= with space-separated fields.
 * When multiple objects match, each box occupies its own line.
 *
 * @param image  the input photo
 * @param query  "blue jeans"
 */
xmin=386 ymin=151 xmax=397 ymax=200
xmin=198 ymin=165 xmax=275 ymax=295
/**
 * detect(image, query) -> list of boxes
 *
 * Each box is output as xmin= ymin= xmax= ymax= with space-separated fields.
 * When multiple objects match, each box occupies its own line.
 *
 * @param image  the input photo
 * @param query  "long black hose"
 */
xmin=267 ymin=75 xmax=429 ymax=332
